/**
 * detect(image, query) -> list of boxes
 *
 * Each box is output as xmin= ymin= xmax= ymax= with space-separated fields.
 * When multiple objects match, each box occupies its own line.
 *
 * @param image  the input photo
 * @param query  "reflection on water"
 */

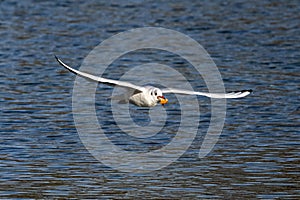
xmin=1 ymin=0 xmax=299 ymax=198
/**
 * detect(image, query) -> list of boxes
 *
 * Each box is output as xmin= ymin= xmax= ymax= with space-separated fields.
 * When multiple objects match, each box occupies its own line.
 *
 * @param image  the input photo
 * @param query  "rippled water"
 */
xmin=1 ymin=0 xmax=299 ymax=199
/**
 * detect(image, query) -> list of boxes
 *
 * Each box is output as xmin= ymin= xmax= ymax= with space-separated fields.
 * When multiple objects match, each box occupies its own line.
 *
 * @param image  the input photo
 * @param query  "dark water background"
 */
xmin=1 ymin=0 xmax=299 ymax=199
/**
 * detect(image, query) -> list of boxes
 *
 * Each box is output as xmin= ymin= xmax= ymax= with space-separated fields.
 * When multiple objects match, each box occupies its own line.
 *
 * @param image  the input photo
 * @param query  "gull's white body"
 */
xmin=128 ymin=86 xmax=163 ymax=107
xmin=56 ymin=56 xmax=252 ymax=107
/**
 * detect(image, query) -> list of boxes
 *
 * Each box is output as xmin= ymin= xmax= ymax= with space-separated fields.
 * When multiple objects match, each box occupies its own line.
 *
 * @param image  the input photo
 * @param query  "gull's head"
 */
xmin=149 ymin=87 xmax=168 ymax=106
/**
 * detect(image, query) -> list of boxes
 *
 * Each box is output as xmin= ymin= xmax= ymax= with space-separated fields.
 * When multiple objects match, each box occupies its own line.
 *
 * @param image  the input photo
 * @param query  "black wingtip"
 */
xmin=54 ymin=55 xmax=65 ymax=68
xmin=54 ymin=55 xmax=59 ymax=62
xmin=228 ymin=89 xmax=253 ymax=94
xmin=241 ymin=89 xmax=253 ymax=93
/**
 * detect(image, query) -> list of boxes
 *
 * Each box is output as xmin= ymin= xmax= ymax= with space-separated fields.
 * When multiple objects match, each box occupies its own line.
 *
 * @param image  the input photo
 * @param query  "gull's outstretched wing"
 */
xmin=161 ymin=88 xmax=252 ymax=98
xmin=55 ymin=56 xmax=145 ymax=92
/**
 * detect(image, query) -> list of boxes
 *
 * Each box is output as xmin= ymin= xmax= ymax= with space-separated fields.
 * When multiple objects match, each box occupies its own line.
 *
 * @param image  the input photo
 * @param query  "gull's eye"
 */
xmin=154 ymin=91 xmax=157 ymax=96
xmin=150 ymin=92 xmax=153 ymax=96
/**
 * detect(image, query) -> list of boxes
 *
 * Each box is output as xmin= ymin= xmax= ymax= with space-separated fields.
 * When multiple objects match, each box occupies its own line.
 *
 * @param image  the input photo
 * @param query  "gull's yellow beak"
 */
xmin=158 ymin=96 xmax=168 ymax=105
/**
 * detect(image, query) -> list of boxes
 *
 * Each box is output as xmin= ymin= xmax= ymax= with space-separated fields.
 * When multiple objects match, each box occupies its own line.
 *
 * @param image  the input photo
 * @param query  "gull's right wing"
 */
xmin=55 ymin=56 xmax=145 ymax=93
xmin=161 ymin=88 xmax=252 ymax=98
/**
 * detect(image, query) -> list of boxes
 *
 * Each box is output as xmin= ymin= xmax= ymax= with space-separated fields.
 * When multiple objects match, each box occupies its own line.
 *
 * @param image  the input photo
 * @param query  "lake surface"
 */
xmin=1 ymin=0 xmax=299 ymax=199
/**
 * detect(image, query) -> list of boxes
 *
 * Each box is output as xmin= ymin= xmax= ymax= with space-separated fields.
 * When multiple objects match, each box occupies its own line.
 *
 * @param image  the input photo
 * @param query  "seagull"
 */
xmin=55 ymin=56 xmax=252 ymax=107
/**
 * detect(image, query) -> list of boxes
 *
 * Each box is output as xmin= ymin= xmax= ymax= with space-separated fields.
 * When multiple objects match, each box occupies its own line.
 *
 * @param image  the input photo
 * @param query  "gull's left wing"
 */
xmin=55 ymin=56 xmax=145 ymax=93
xmin=161 ymin=88 xmax=252 ymax=99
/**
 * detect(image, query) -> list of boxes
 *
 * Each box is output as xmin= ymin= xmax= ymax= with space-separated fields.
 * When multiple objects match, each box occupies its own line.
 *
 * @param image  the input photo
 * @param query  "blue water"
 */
xmin=1 ymin=0 xmax=299 ymax=199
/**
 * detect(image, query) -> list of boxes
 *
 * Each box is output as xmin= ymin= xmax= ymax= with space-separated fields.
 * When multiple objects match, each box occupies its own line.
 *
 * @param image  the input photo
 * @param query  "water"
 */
xmin=1 ymin=0 xmax=299 ymax=199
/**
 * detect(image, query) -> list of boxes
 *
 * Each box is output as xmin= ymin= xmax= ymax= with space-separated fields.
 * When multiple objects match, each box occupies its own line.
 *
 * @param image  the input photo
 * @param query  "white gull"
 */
xmin=56 ymin=56 xmax=252 ymax=107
